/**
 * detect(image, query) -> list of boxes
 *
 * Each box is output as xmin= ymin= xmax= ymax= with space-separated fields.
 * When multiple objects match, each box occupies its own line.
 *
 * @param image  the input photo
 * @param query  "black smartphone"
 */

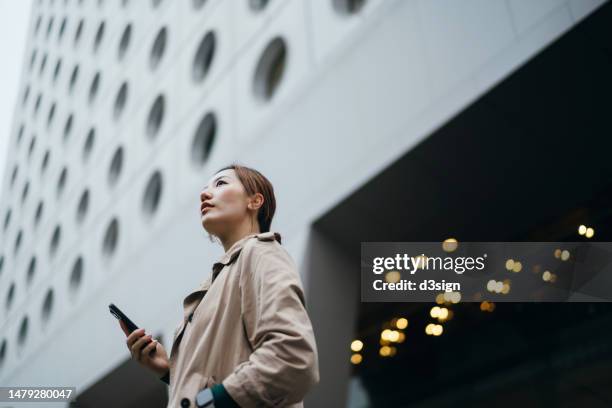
xmin=109 ymin=303 xmax=139 ymax=333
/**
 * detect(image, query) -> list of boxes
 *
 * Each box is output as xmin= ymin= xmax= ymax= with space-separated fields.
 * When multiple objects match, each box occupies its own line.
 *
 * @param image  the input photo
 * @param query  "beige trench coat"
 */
xmin=166 ymin=231 xmax=319 ymax=408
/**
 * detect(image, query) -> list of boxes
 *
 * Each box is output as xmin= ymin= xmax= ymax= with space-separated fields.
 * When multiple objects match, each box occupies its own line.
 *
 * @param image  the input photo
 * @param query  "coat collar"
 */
xmin=196 ymin=231 xmax=282 ymax=293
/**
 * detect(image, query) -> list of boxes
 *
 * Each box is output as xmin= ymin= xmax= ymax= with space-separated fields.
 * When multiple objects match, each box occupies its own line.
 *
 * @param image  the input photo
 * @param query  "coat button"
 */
xmin=180 ymin=397 xmax=190 ymax=407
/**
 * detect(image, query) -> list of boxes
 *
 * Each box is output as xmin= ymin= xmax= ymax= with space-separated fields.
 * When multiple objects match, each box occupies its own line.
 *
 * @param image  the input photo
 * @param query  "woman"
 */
xmin=119 ymin=164 xmax=319 ymax=407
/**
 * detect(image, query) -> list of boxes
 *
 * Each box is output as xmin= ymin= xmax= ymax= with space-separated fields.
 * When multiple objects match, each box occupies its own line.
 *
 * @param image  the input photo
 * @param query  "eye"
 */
xmin=216 ymin=180 xmax=226 ymax=186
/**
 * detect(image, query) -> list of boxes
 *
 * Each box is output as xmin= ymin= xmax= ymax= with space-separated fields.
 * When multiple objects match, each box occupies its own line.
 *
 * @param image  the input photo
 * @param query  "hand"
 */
xmin=120 ymin=320 xmax=169 ymax=377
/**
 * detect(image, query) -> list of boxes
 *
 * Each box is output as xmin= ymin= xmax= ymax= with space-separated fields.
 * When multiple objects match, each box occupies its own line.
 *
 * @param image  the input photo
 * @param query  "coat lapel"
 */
xmin=169 ymin=241 xmax=251 ymax=358
xmin=169 ymin=233 xmax=279 ymax=362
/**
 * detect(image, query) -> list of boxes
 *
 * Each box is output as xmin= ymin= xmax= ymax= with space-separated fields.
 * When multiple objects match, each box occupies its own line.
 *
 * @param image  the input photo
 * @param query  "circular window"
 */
xmin=52 ymin=58 xmax=62 ymax=83
xmin=146 ymin=95 xmax=165 ymax=139
xmin=118 ymin=23 xmax=132 ymax=60
xmin=114 ymin=82 xmax=128 ymax=119
xmin=10 ymin=165 xmax=18 ymax=189
xmin=192 ymin=31 xmax=215 ymax=83
xmin=28 ymin=136 xmax=36 ymax=159
xmin=34 ymin=93 xmax=42 ymax=117
xmin=69 ymin=256 xmax=83 ymax=295
xmin=34 ymin=15 xmax=42 ymax=35
xmin=69 ymin=64 xmax=79 ymax=94
xmin=0 ymin=339 xmax=6 ymax=370
xmin=5 ymin=283 xmax=15 ymax=311
xmin=47 ymin=102 xmax=56 ymax=129
xmin=89 ymin=72 xmax=101 ymax=104
xmin=41 ymin=150 xmax=50 ymax=175
xmin=102 ymin=218 xmax=119 ymax=257
xmin=253 ymin=36 xmax=287 ymax=101
xmin=143 ymin=170 xmax=163 ymax=217
xmin=332 ymin=0 xmax=366 ymax=14
xmin=39 ymin=53 xmax=48 ymax=76
xmin=249 ymin=0 xmax=269 ymax=12
xmin=17 ymin=316 xmax=28 ymax=349
xmin=3 ymin=209 xmax=11 ymax=231
xmin=64 ymin=114 xmax=74 ymax=142
xmin=29 ymin=49 xmax=37 ymax=71
xmin=50 ymin=225 xmax=61 ymax=257
xmin=93 ymin=21 xmax=105 ymax=53
xmin=17 ymin=125 xmax=25 ymax=146
xmin=193 ymin=0 xmax=207 ymax=9
xmin=191 ymin=112 xmax=216 ymax=166
xmin=150 ymin=26 xmax=167 ymax=70
xmin=46 ymin=16 xmax=54 ymax=39
xmin=58 ymin=17 xmax=67 ymax=42
xmin=21 ymin=182 xmax=30 ymax=204
xmin=41 ymin=289 xmax=54 ymax=325
xmin=23 ymin=86 xmax=30 ymax=106
xmin=83 ymin=128 xmax=95 ymax=162
xmin=57 ymin=167 xmax=68 ymax=197
xmin=74 ymin=19 xmax=84 ymax=46
xmin=34 ymin=201 xmax=43 ymax=227
xmin=14 ymin=229 xmax=23 ymax=254
xmin=76 ymin=189 xmax=89 ymax=223
xmin=26 ymin=256 xmax=36 ymax=286
xmin=108 ymin=147 xmax=123 ymax=186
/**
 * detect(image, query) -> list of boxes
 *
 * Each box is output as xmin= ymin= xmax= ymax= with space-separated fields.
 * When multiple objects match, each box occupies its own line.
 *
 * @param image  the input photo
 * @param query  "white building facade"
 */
xmin=0 ymin=0 xmax=607 ymax=406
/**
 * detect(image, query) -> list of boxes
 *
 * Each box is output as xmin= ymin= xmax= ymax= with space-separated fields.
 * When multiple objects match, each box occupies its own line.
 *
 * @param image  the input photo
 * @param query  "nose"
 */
xmin=200 ymin=189 xmax=211 ymax=202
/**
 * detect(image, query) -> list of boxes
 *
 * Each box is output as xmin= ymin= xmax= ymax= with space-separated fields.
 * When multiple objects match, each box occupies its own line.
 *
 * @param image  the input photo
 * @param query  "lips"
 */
xmin=201 ymin=201 xmax=214 ymax=214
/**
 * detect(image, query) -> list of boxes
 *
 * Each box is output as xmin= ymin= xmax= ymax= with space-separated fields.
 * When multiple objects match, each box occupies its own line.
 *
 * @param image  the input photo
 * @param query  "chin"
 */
xmin=201 ymin=216 xmax=221 ymax=235
xmin=201 ymin=217 xmax=212 ymax=231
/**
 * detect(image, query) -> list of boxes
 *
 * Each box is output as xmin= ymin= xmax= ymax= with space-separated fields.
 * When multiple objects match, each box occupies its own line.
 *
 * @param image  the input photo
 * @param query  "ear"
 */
xmin=247 ymin=192 xmax=265 ymax=211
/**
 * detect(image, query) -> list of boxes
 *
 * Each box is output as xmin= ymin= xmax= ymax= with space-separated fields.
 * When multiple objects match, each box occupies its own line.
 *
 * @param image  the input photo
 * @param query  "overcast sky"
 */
xmin=0 ymin=0 xmax=33 ymax=202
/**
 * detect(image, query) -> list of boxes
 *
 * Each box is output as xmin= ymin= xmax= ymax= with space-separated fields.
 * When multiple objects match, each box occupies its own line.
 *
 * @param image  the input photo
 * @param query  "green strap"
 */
xmin=211 ymin=383 xmax=240 ymax=408
xmin=159 ymin=372 xmax=239 ymax=407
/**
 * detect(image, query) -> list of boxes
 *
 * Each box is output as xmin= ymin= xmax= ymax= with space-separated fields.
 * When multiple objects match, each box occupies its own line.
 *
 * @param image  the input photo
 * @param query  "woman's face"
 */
xmin=200 ymin=169 xmax=252 ymax=235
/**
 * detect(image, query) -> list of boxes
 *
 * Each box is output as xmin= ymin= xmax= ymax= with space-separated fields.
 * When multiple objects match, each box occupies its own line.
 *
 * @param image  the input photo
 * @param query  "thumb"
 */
xmin=119 ymin=320 xmax=130 ymax=336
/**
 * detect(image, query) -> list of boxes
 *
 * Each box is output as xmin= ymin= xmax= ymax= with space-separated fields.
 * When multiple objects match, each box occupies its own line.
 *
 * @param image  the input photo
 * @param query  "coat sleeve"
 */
xmin=222 ymin=245 xmax=320 ymax=407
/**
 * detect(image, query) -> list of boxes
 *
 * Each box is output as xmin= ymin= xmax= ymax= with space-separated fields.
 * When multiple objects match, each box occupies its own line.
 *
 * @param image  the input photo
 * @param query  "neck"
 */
xmin=219 ymin=219 xmax=260 ymax=252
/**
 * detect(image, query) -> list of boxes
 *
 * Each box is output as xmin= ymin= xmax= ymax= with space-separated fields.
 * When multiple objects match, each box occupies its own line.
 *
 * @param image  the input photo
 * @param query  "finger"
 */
xmin=142 ymin=339 xmax=158 ymax=359
xmin=132 ymin=335 xmax=152 ymax=361
xmin=126 ymin=328 xmax=145 ymax=348
xmin=132 ymin=334 xmax=151 ymax=353
xmin=137 ymin=337 xmax=155 ymax=361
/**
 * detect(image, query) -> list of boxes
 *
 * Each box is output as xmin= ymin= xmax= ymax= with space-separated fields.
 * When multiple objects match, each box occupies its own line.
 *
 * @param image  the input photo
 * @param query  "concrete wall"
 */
xmin=0 ymin=0 xmax=607 ymax=406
